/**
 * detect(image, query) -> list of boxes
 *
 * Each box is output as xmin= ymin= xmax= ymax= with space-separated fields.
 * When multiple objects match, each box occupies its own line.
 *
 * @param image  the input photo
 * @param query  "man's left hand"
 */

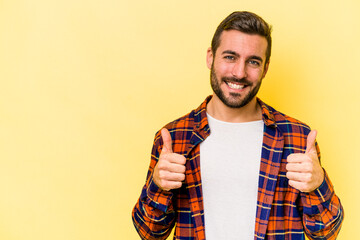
xmin=286 ymin=130 xmax=325 ymax=192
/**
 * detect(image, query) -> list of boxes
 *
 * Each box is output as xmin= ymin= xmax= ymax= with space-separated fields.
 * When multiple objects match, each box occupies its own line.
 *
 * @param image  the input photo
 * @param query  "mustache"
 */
xmin=221 ymin=77 xmax=253 ymax=86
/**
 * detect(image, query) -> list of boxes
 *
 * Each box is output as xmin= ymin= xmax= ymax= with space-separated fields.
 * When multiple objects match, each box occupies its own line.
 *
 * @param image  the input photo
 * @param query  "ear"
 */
xmin=262 ymin=61 xmax=270 ymax=78
xmin=206 ymin=47 xmax=213 ymax=70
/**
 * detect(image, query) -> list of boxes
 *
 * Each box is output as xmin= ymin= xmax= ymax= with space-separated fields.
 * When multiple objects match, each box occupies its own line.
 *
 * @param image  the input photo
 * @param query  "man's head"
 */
xmin=207 ymin=11 xmax=272 ymax=109
xmin=211 ymin=11 xmax=272 ymax=64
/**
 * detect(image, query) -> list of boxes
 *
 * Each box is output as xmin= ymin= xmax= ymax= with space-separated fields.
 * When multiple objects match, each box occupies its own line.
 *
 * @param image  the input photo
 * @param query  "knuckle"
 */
xmin=160 ymin=180 xmax=166 ymax=188
xmin=158 ymin=170 xmax=165 ymax=179
xmin=155 ymin=178 xmax=164 ymax=188
xmin=158 ymin=161 xmax=170 ymax=171
xmin=159 ymin=152 xmax=167 ymax=160
xmin=302 ymin=162 xmax=312 ymax=172
xmin=289 ymin=181 xmax=296 ymax=189
xmin=156 ymin=162 xmax=164 ymax=170
xmin=161 ymin=153 xmax=172 ymax=162
xmin=157 ymin=157 xmax=166 ymax=165
xmin=174 ymin=182 xmax=182 ymax=189
xmin=305 ymin=156 xmax=313 ymax=163
xmin=171 ymin=154 xmax=181 ymax=163
xmin=304 ymin=173 xmax=312 ymax=182
xmin=162 ymin=182 xmax=170 ymax=190
xmin=303 ymin=182 xmax=312 ymax=191
xmin=285 ymin=163 xmax=290 ymax=171
xmin=298 ymin=184 xmax=306 ymax=192
xmin=174 ymin=154 xmax=185 ymax=164
xmin=180 ymin=174 xmax=185 ymax=181
xmin=159 ymin=170 xmax=170 ymax=180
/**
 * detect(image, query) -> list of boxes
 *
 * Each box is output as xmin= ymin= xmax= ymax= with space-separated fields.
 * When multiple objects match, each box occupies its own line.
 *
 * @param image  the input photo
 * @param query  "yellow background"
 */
xmin=0 ymin=0 xmax=358 ymax=239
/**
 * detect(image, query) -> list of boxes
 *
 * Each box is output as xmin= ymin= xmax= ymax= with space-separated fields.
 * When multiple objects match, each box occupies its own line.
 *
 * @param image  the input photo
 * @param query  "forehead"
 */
xmin=216 ymin=30 xmax=268 ymax=58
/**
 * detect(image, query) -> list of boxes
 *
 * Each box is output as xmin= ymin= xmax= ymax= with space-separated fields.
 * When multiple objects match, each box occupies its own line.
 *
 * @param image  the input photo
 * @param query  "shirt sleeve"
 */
xmin=132 ymin=132 xmax=176 ymax=240
xmin=299 ymin=143 xmax=344 ymax=240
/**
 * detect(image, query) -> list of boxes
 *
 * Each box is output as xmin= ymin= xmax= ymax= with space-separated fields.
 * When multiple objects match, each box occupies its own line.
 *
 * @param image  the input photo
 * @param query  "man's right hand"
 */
xmin=153 ymin=128 xmax=186 ymax=191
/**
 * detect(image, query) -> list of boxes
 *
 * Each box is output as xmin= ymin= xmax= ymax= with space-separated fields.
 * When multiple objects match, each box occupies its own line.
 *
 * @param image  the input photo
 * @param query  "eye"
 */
xmin=248 ymin=60 xmax=260 ymax=66
xmin=224 ymin=55 xmax=235 ymax=61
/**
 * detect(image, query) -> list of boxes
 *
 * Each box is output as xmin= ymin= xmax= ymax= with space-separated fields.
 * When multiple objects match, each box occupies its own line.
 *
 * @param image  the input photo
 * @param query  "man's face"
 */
xmin=207 ymin=30 xmax=269 ymax=108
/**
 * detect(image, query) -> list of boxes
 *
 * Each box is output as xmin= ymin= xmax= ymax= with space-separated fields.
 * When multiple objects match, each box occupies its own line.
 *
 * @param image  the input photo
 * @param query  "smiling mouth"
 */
xmin=225 ymin=81 xmax=246 ymax=90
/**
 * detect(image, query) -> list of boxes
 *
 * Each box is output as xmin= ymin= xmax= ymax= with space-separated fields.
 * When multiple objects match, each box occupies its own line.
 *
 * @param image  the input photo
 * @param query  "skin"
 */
xmin=206 ymin=30 xmax=269 ymax=123
xmin=153 ymin=30 xmax=324 ymax=192
xmin=286 ymin=130 xmax=325 ymax=192
xmin=153 ymin=128 xmax=186 ymax=191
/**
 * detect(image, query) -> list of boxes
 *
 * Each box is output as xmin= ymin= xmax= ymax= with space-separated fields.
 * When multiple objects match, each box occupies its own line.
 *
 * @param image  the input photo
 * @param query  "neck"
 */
xmin=206 ymin=94 xmax=262 ymax=123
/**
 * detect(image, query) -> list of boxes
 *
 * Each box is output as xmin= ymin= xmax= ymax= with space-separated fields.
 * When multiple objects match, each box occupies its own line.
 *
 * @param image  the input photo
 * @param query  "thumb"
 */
xmin=305 ymin=130 xmax=317 ymax=154
xmin=161 ymin=128 xmax=173 ymax=153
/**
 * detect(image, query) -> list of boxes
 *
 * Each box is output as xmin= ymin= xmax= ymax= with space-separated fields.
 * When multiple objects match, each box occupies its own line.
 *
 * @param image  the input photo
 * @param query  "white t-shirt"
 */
xmin=200 ymin=113 xmax=264 ymax=239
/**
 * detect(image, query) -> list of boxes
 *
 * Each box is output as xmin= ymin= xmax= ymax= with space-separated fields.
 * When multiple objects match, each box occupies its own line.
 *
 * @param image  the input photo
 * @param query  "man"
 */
xmin=132 ymin=11 xmax=344 ymax=240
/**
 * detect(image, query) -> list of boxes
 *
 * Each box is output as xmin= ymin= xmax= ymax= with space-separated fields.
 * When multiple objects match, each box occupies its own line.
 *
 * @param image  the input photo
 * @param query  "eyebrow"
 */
xmin=249 ymin=55 xmax=264 ymax=63
xmin=222 ymin=50 xmax=240 ymax=57
xmin=221 ymin=50 xmax=264 ymax=63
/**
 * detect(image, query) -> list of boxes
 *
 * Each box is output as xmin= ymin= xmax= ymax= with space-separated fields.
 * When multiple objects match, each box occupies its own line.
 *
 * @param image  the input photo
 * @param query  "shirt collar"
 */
xmin=193 ymin=96 xmax=277 ymax=133
xmin=256 ymin=97 xmax=277 ymax=127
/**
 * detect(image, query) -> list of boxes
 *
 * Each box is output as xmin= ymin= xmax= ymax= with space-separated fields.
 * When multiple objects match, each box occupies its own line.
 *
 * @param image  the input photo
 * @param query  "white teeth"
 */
xmin=227 ymin=82 xmax=245 ymax=89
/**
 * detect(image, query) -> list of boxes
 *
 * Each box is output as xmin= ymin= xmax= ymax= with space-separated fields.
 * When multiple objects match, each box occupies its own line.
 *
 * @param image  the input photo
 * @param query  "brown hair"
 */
xmin=211 ymin=11 xmax=272 ymax=64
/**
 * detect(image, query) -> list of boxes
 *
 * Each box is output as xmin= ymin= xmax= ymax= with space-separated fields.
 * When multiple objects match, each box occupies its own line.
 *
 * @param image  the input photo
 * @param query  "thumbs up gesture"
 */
xmin=153 ymin=128 xmax=186 ymax=191
xmin=286 ymin=130 xmax=325 ymax=192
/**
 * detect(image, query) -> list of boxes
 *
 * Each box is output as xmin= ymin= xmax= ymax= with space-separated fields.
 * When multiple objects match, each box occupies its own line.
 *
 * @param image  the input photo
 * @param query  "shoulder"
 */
xmin=156 ymin=109 xmax=197 ymax=143
xmin=153 ymin=97 xmax=209 ymax=144
xmin=160 ymin=96 xmax=209 ymax=135
xmin=260 ymin=100 xmax=312 ymax=136
xmin=260 ymin=101 xmax=319 ymax=154
xmin=151 ymin=107 xmax=201 ymax=156
xmin=164 ymin=110 xmax=196 ymax=132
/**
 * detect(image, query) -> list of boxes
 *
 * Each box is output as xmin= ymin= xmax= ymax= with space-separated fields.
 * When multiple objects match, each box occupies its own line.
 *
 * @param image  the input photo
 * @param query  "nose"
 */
xmin=231 ymin=61 xmax=247 ymax=79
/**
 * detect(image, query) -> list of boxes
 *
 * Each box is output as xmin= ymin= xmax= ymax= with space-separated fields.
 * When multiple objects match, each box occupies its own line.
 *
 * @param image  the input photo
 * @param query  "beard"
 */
xmin=210 ymin=64 xmax=262 ymax=109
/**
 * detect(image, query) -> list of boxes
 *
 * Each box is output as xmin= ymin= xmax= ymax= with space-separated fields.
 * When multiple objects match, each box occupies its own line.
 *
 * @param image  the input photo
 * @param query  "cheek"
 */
xmin=214 ymin=62 xmax=232 ymax=76
xmin=247 ymin=68 xmax=264 ymax=81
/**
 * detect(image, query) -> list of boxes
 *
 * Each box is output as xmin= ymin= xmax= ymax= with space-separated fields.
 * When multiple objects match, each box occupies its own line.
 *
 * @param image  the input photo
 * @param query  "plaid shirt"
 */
xmin=132 ymin=96 xmax=344 ymax=240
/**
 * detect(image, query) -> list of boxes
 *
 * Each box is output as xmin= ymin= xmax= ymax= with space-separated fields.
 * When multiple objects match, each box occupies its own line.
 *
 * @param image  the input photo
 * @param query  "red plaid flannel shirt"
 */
xmin=132 ymin=96 xmax=344 ymax=239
